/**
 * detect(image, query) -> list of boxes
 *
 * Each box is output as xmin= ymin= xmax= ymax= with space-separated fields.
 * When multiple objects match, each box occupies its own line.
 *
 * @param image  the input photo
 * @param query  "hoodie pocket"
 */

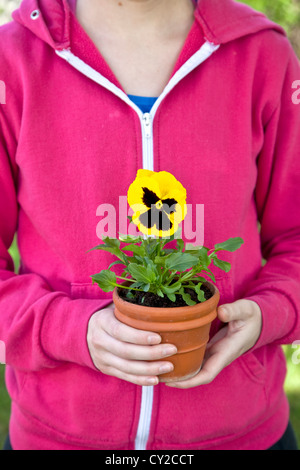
xmin=209 ymin=276 xmax=266 ymax=385
xmin=5 ymin=366 xmax=28 ymax=403
xmin=238 ymin=348 xmax=266 ymax=384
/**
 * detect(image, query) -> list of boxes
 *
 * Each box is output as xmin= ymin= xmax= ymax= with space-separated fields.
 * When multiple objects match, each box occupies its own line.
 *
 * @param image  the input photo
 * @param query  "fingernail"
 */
xmin=146 ymin=377 xmax=159 ymax=385
xmin=148 ymin=335 xmax=161 ymax=345
xmin=218 ymin=307 xmax=229 ymax=320
xmin=159 ymin=364 xmax=174 ymax=374
xmin=219 ymin=306 xmax=228 ymax=314
xmin=164 ymin=347 xmax=177 ymax=357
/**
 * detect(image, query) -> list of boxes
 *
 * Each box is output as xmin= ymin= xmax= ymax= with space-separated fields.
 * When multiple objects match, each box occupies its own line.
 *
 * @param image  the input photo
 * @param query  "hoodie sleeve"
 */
xmin=0 ymin=127 xmax=111 ymax=372
xmin=244 ymin=43 xmax=300 ymax=349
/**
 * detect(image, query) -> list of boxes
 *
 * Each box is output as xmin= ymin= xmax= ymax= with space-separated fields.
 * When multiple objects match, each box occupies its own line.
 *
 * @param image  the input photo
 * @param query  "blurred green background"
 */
xmin=1 ymin=0 xmax=300 ymax=450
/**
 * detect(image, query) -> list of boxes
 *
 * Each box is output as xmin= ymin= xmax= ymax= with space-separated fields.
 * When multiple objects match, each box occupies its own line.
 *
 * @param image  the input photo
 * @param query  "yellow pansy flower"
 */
xmin=127 ymin=170 xmax=187 ymax=237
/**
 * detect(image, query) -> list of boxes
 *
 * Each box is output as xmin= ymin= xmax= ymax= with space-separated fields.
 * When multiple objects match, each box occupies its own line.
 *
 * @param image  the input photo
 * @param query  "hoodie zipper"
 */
xmin=141 ymin=113 xmax=153 ymax=170
xmin=56 ymin=40 xmax=219 ymax=450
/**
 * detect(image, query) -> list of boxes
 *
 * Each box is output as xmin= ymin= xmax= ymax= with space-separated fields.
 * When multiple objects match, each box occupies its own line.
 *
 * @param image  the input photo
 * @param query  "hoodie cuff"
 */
xmin=244 ymin=289 xmax=297 ymax=350
xmin=40 ymin=295 xmax=113 ymax=370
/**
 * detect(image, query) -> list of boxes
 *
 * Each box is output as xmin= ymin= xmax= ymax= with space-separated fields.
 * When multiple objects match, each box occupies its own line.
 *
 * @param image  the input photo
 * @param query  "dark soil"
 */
xmin=119 ymin=283 xmax=213 ymax=308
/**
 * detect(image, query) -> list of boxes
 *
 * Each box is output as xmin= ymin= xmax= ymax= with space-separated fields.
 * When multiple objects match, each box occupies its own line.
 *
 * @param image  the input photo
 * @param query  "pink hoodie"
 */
xmin=0 ymin=0 xmax=300 ymax=450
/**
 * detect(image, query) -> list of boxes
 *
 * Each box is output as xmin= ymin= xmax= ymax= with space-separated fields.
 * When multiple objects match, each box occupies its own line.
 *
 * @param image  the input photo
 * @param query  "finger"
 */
xmin=103 ymin=351 xmax=174 ymax=377
xmin=217 ymin=299 xmax=256 ymax=324
xmin=166 ymin=332 xmax=246 ymax=389
xmin=165 ymin=350 xmax=227 ymax=388
xmin=101 ymin=310 xmax=162 ymax=345
xmin=165 ymin=352 xmax=228 ymax=389
xmin=217 ymin=304 xmax=248 ymax=331
xmin=100 ymin=333 xmax=177 ymax=361
xmin=206 ymin=325 xmax=228 ymax=350
xmin=104 ymin=365 xmax=160 ymax=386
xmin=207 ymin=312 xmax=246 ymax=351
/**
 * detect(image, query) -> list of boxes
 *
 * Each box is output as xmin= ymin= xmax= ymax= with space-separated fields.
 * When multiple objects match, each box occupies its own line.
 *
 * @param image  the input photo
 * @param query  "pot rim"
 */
xmin=113 ymin=280 xmax=220 ymax=322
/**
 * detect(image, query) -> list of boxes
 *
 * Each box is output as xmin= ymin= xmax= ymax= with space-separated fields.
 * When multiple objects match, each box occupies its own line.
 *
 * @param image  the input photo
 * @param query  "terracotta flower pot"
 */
xmin=113 ymin=281 xmax=220 ymax=383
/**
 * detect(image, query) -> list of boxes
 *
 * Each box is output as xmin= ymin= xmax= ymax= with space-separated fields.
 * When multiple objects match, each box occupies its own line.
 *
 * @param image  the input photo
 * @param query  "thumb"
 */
xmin=217 ymin=300 xmax=247 ymax=325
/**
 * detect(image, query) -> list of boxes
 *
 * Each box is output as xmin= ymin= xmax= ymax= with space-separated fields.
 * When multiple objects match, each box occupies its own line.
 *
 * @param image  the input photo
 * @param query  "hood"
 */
xmin=12 ymin=0 xmax=71 ymax=50
xmin=12 ymin=0 xmax=285 ymax=51
xmin=195 ymin=0 xmax=285 ymax=43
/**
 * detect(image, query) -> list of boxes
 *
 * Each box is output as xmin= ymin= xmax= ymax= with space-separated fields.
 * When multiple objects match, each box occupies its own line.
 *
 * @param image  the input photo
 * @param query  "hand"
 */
xmin=87 ymin=305 xmax=177 ymax=386
xmin=166 ymin=299 xmax=262 ymax=389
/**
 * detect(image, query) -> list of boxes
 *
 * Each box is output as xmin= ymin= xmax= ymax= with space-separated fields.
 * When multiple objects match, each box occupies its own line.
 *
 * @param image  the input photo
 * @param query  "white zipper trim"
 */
xmin=56 ymin=48 xmax=142 ymax=117
xmin=141 ymin=112 xmax=153 ymax=171
xmin=56 ymin=41 xmax=219 ymax=173
xmin=56 ymin=40 xmax=220 ymax=451
xmin=151 ymin=41 xmax=219 ymax=117
xmin=56 ymin=40 xmax=219 ymax=123
xmin=134 ymin=386 xmax=154 ymax=450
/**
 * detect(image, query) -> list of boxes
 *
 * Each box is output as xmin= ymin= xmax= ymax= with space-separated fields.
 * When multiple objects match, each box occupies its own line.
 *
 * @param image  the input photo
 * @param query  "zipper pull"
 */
xmin=142 ymin=113 xmax=152 ymax=138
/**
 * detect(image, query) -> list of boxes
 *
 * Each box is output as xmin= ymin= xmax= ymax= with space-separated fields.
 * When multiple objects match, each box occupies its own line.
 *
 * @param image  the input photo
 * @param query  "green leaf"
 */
xmin=102 ymin=236 xmax=120 ymax=248
xmin=184 ymin=245 xmax=210 ymax=268
xmin=165 ymin=252 xmax=199 ymax=272
xmin=185 ymin=243 xmax=204 ymax=251
xmin=194 ymin=283 xmax=206 ymax=302
xmin=197 ymin=247 xmax=210 ymax=268
xmin=119 ymin=234 xmax=143 ymax=243
xmin=166 ymin=293 xmax=176 ymax=302
xmin=127 ymin=263 xmax=156 ymax=284
xmin=214 ymin=237 xmax=244 ymax=252
xmin=132 ymin=255 xmax=144 ymax=264
xmin=176 ymin=239 xmax=185 ymax=252
xmin=91 ymin=270 xmax=117 ymax=292
xmin=129 ymin=281 xmax=144 ymax=289
xmin=205 ymin=269 xmax=216 ymax=283
xmin=197 ymin=291 xmax=206 ymax=303
xmin=190 ymin=275 xmax=207 ymax=284
xmin=181 ymin=291 xmax=197 ymax=306
xmin=154 ymin=255 xmax=166 ymax=266
xmin=212 ymin=256 xmax=231 ymax=272
xmin=161 ymin=227 xmax=182 ymax=246
xmin=90 ymin=237 xmax=126 ymax=262
xmin=122 ymin=243 xmax=146 ymax=256
xmin=161 ymin=281 xmax=182 ymax=295
xmin=156 ymin=288 xmax=164 ymax=298
xmin=108 ymin=260 xmax=125 ymax=270
xmin=145 ymin=238 xmax=160 ymax=257
xmin=126 ymin=291 xmax=135 ymax=300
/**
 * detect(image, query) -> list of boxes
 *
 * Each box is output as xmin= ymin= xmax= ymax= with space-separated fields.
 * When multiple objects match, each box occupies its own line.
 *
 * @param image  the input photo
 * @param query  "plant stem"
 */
xmin=116 ymin=275 xmax=133 ymax=282
xmin=114 ymin=275 xmax=147 ymax=293
xmin=115 ymin=283 xmax=145 ymax=292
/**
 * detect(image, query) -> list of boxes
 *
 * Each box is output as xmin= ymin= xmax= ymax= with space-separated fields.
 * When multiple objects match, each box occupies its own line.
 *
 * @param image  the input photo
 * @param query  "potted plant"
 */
xmin=90 ymin=170 xmax=243 ymax=382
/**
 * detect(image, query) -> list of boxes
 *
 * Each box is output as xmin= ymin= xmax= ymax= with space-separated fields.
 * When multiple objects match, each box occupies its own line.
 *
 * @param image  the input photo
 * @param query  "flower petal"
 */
xmin=127 ymin=170 xmax=187 ymax=237
xmin=127 ymin=176 xmax=161 ymax=209
xmin=142 ymin=187 xmax=160 ymax=208
xmin=155 ymin=171 xmax=187 ymax=201
xmin=139 ymin=207 xmax=172 ymax=231
xmin=161 ymin=198 xmax=177 ymax=214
